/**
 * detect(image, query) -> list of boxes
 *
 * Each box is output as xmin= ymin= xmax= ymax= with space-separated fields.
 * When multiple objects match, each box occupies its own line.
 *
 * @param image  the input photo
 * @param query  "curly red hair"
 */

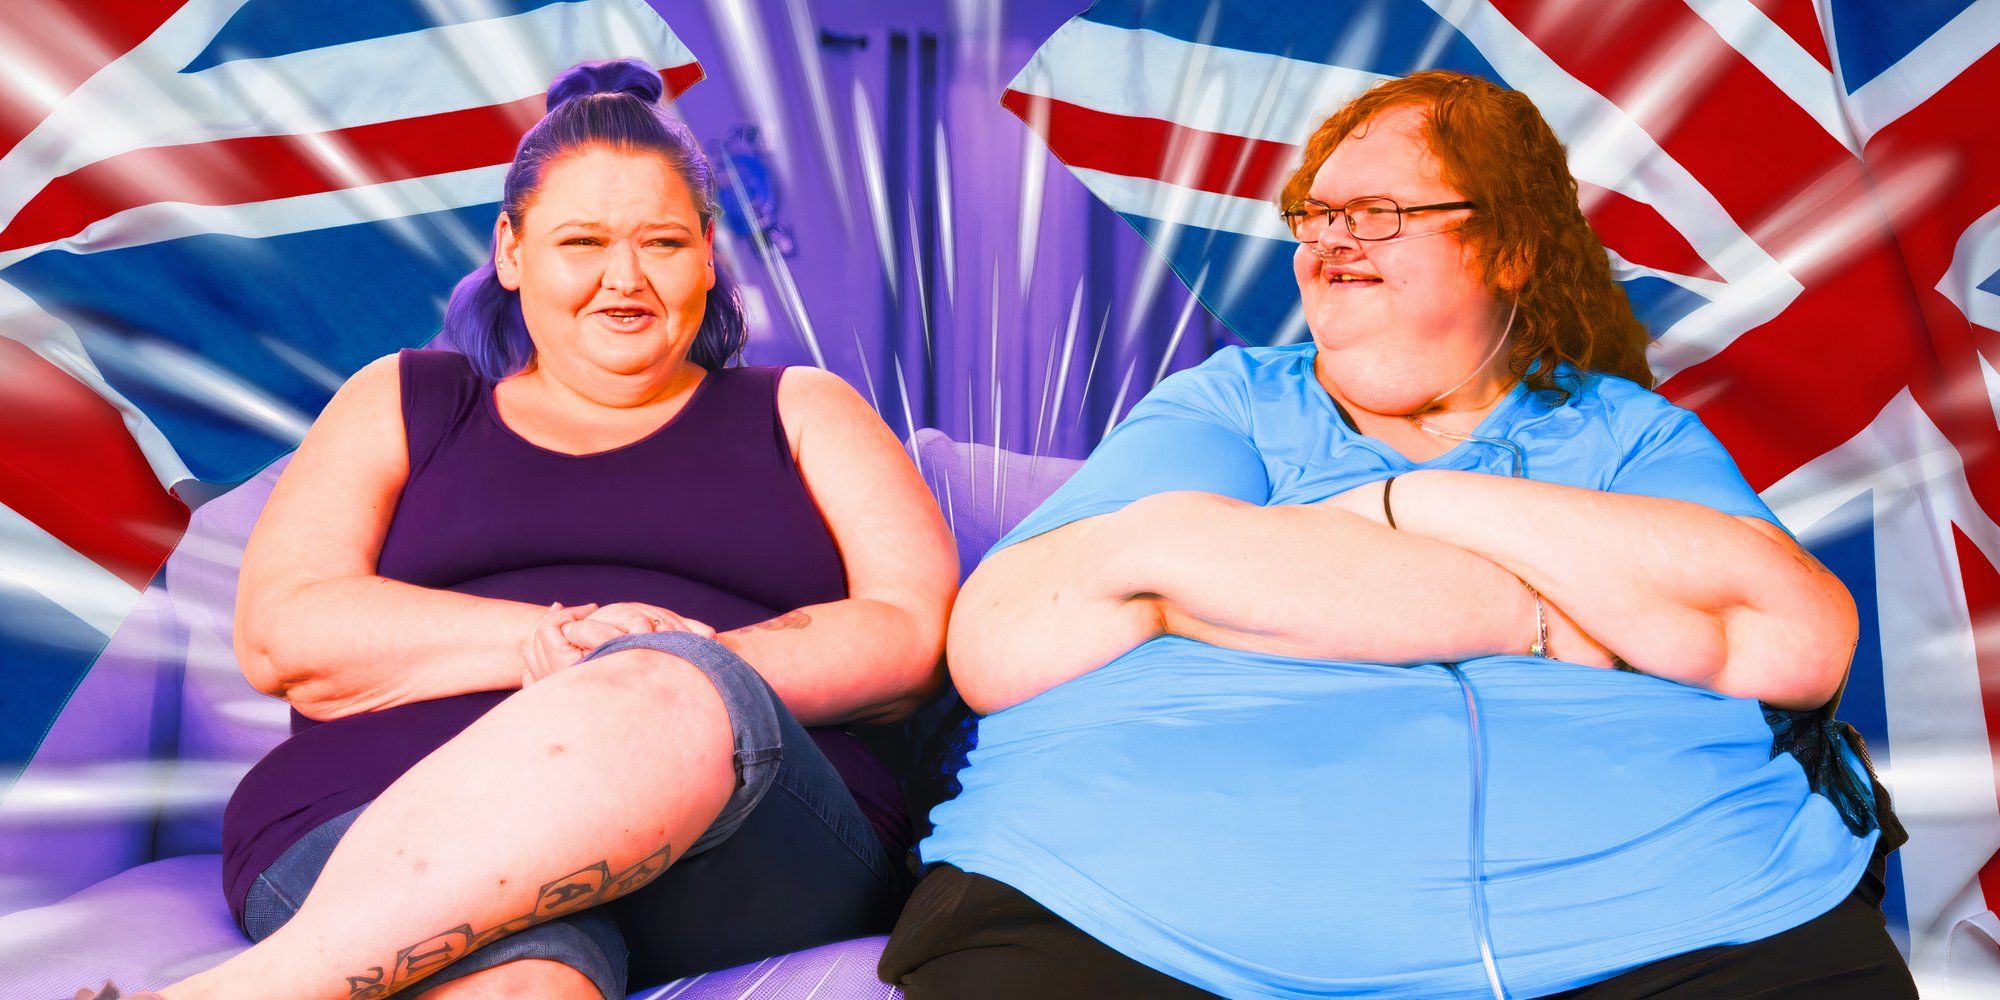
xmin=1282 ymin=70 xmax=1653 ymax=394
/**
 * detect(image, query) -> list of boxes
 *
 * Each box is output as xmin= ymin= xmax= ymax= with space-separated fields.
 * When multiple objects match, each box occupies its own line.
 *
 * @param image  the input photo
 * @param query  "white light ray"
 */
xmin=934 ymin=120 xmax=958 ymax=305
xmin=0 ymin=504 xmax=139 ymax=637
xmin=783 ymin=0 xmax=854 ymax=231
xmin=850 ymin=78 xmax=898 ymax=300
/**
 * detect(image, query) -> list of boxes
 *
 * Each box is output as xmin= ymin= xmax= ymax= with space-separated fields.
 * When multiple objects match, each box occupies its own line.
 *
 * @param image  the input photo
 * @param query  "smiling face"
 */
xmin=1293 ymin=104 xmax=1511 ymax=413
xmin=494 ymin=145 xmax=714 ymax=390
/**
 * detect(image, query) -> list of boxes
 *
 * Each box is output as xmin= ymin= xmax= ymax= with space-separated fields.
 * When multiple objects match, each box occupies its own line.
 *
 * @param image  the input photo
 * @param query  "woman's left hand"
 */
xmin=558 ymin=601 xmax=716 ymax=652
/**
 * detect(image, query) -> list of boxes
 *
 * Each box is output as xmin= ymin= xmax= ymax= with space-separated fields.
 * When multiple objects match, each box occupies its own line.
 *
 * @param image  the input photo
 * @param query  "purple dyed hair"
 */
xmin=442 ymin=59 xmax=746 ymax=379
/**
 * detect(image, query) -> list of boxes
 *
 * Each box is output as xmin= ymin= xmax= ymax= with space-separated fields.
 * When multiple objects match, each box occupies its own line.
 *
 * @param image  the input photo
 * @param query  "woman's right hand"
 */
xmin=520 ymin=602 xmax=602 ymax=687
xmin=562 ymin=602 xmax=716 ymax=648
xmin=520 ymin=602 xmax=716 ymax=687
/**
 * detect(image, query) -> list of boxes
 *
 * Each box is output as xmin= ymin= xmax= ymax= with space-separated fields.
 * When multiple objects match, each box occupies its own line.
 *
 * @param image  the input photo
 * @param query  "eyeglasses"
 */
xmin=1280 ymin=196 xmax=1479 ymax=243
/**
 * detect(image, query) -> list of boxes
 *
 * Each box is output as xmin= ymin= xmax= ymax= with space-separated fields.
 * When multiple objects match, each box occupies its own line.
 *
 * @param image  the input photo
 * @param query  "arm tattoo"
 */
xmin=744 ymin=609 xmax=812 ymax=633
xmin=340 ymin=842 xmax=672 ymax=998
xmin=345 ymin=967 xmax=388 ymax=1000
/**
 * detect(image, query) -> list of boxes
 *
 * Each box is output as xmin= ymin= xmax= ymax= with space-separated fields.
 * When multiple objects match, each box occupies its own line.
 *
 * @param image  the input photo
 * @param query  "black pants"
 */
xmin=880 ymin=864 xmax=1917 ymax=999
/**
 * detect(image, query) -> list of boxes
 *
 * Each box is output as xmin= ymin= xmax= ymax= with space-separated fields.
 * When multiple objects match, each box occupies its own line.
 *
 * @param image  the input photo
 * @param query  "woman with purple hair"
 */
xmin=77 ymin=60 xmax=956 ymax=1000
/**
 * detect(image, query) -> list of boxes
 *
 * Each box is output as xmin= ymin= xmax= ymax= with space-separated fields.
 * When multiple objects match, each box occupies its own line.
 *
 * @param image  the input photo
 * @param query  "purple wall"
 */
xmin=647 ymin=0 xmax=1235 ymax=460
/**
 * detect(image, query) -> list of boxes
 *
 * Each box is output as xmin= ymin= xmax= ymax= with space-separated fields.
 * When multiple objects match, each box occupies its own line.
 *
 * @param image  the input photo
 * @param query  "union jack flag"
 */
xmin=0 ymin=0 xmax=695 ymax=817
xmin=1006 ymin=0 xmax=2000 ymax=991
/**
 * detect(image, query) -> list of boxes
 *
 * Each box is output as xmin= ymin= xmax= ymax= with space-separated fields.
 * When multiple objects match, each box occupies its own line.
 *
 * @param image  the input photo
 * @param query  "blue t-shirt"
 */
xmin=921 ymin=343 xmax=1874 ymax=999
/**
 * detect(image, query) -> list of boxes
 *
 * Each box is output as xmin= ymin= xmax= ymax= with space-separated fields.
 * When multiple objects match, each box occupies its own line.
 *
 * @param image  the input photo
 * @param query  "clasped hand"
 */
xmin=519 ymin=601 xmax=716 ymax=687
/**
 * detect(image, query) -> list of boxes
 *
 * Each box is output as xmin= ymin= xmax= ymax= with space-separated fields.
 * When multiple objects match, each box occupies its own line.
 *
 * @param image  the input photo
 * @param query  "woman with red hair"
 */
xmin=884 ymin=71 xmax=1913 ymax=999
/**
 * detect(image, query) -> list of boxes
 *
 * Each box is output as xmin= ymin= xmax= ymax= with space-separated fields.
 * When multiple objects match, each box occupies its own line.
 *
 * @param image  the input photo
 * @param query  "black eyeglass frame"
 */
xmin=1279 ymin=197 xmax=1480 ymax=242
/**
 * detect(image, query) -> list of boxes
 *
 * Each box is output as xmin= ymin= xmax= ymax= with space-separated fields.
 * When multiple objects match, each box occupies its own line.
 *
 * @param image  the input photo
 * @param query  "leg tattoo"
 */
xmin=340 ymin=842 xmax=672 ymax=998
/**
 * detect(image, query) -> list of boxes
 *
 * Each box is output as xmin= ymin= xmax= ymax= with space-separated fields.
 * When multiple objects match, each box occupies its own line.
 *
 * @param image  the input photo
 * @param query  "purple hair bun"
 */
xmin=545 ymin=58 xmax=664 ymax=113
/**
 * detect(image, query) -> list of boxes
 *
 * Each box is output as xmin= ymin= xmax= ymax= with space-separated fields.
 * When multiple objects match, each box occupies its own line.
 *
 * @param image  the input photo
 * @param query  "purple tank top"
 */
xmin=220 ymin=350 xmax=906 ymax=923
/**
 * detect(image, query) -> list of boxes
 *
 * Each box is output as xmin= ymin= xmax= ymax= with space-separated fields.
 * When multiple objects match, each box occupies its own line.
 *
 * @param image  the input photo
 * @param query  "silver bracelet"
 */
xmin=1525 ymin=583 xmax=1551 ymax=659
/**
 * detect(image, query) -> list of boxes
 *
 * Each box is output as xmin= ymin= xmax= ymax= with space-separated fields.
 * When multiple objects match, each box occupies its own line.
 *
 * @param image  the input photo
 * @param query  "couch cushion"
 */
xmin=912 ymin=428 xmax=1081 ymax=582
xmin=0 ymin=854 xmax=900 ymax=999
xmin=640 ymin=937 xmax=901 ymax=999
xmin=0 ymin=855 xmax=246 ymax=995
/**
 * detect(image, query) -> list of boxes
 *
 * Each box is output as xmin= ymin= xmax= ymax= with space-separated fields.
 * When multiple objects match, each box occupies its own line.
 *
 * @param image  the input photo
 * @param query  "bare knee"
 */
xmin=548 ymin=647 xmax=726 ymax=720
xmin=419 ymin=958 xmax=600 ymax=1000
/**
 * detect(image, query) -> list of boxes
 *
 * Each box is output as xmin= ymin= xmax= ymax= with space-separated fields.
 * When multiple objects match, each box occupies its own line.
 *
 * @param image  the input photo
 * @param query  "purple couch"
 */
xmin=0 ymin=428 xmax=1080 ymax=1000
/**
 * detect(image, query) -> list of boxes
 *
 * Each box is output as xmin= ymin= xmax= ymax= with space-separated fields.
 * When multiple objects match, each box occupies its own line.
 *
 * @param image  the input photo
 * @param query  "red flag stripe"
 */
xmin=0 ymin=339 xmax=187 ymax=589
xmin=1491 ymin=0 xmax=1849 ymax=246
xmin=0 ymin=0 xmax=182 ymax=163
xmin=1579 ymin=181 xmax=1722 ymax=282
xmin=1003 ymin=88 xmax=1719 ymax=281
xmin=1858 ymin=47 xmax=2000 ymax=510
xmin=1662 ymin=241 xmax=1920 ymax=490
xmin=0 ymin=62 xmax=703 ymax=254
xmin=1749 ymin=0 xmax=1833 ymax=71
xmin=1002 ymin=90 xmax=1296 ymax=209
xmin=1493 ymin=0 xmax=1923 ymax=487
xmin=1951 ymin=526 xmax=2000 ymax=913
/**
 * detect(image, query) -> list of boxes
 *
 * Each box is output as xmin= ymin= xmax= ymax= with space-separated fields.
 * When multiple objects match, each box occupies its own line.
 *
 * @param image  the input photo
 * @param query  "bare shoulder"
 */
xmin=776 ymin=364 xmax=865 ymax=410
xmin=320 ymin=352 xmax=403 ymax=424
xmin=775 ymin=365 xmax=878 ymax=455
xmin=279 ymin=353 xmax=407 ymax=487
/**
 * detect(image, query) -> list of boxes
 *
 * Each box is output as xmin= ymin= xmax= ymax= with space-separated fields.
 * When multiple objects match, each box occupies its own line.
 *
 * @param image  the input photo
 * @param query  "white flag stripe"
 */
xmin=1009 ymin=18 xmax=1389 ymax=146
xmin=0 ymin=0 xmax=691 ymax=231
xmin=1605 ymin=247 xmax=1729 ymax=300
xmin=1937 ymin=203 xmax=2000 ymax=336
xmin=1020 ymin=9 xmax=1775 ymax=300
xmin=0 ymin=503 xmax=140 ymax=637
xmin=1069 ymin=166 xmax=1294 ymax=244
xmin=0 ymin=278 xmax=196 ymax=491
xmin=0 ymin=163 xmax=507 ymax=270
xmin=1839 ymin=0 xmax=2000 ymax=146
xmin=1682 ymin=0 xmax=1856 ymax=153
xmin=1875 ymin=417 xmax=2000 ymax=991
xmin=1415 ymin=1 xmax=1781 ymax=287
xmin=1764 ymin=392 xmax=2000 ymax=995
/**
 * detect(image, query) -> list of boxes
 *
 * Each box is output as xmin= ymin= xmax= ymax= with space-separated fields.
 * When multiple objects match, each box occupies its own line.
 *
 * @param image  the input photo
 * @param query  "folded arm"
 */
xmin=1361 ymin=470 xmax=1855 ymax=709
xmin=949 ymin=490 xmax=1600 ymax=715
xmin=946 ymin=371 xmax=1614 ymax=715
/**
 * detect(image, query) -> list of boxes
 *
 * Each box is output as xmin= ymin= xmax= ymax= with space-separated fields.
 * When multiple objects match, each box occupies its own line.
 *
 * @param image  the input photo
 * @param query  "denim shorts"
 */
xmin=241 ymin=631 xmax=899 ymax=998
